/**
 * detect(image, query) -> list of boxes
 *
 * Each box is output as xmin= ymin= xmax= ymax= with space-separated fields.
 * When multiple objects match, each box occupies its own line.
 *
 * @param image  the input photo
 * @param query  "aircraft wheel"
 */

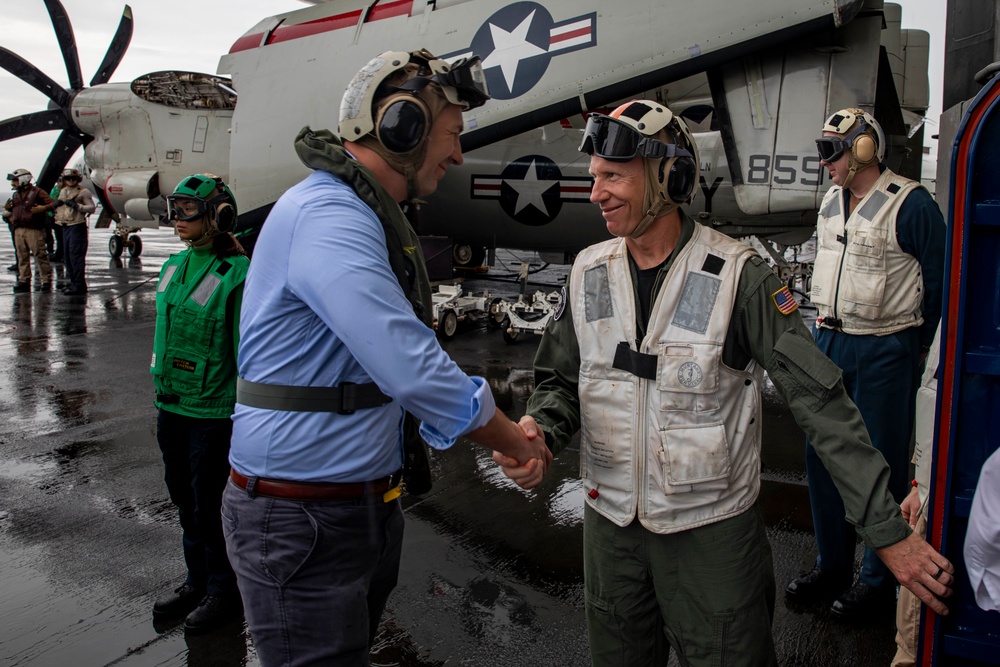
xmin=452 ymin=243 xmax=485 ymax=268
xmin=501 ymin=318 xmax=519 ymax=345
xmin=437 ymin=309 xmax=458 ymax=340
xmin=108 ymin=235 xmax=124 ymax=258
xmin=127 ymin=235 xmax=143 ymax=258
xmin=487 ymin=297 xmax=506 ymax=329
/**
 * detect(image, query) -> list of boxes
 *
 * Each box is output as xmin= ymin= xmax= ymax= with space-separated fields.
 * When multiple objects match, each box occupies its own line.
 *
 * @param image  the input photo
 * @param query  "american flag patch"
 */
xmin=771 ymin=286 xmax=798 ymax=315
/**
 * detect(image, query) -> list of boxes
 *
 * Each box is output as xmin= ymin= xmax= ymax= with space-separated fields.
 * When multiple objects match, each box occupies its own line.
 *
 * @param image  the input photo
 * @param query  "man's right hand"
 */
xmin=492 ymin=415 xmax=550 ymax=490
xmin=467 ymin=408 xmax=552 ymax=489
xmin=900 ymin=486 xmax=921 ymax=528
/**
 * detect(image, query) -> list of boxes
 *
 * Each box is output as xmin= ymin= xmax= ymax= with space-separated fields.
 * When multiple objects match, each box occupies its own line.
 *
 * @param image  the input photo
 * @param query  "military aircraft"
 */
xmin=0 ymin=0 xmax=928 ymax=265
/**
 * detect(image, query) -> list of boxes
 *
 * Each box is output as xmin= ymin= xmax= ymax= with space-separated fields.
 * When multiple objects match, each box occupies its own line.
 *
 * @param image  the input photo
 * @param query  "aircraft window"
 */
xmin=131 ymin=71 xmax=238 ymax=111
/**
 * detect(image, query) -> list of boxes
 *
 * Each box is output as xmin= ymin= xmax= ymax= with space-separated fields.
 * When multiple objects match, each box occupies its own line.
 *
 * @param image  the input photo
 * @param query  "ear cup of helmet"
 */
xmin=667 ymin=156 xmax=697 ymax=204
xmin=853 ymin=132 xmax=877 ymax=164
xmin=375 ymin=94 xmax=430 ymax=154
xmin=214 ymin=203 xmax=236 ymax=232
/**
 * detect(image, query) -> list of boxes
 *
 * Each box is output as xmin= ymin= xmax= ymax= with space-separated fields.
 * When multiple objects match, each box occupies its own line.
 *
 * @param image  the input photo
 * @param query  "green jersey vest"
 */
xmin=152 ymin=249 xmax=249 ymax=418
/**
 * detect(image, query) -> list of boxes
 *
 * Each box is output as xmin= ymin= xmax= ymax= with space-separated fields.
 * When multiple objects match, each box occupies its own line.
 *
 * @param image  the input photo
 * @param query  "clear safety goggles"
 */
xmin=579 ymin=114 xmax=692 ymax=163
xmin=399 ymin=55 xmax=490 ymax=111
xmin=166 ymin=195 xmax=211 ymax=222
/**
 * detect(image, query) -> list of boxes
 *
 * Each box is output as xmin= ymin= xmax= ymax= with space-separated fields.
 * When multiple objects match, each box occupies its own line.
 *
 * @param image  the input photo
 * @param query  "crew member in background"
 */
xmin=222 ymin=49 xmax=550 ymax=665
xmin=3 ymin=168 xmax=57 ymax=293
xmin=787 ymin=108 xmax=946 ymax=619
xmin=54 ymin=168 xmax=96 ymax=295
xmin=47 ymin=179 xmax=62 ymax=263
xmin=494 ymin=100 xmax=953 ymax=666
xmin=150 ymin=174 xmax=248 ymax=634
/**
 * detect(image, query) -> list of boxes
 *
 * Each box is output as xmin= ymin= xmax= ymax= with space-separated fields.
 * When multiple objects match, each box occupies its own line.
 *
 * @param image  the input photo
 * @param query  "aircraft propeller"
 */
xmin=0 ymin=0 xmax=133 ymax=190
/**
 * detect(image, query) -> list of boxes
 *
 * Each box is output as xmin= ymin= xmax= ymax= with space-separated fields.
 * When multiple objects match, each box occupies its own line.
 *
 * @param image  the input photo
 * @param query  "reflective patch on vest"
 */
xmin=189 ymin=273 xmax=222 ymax=307
xmin=820 ymin=195 xmax=839 ymax=219
xmin=857 ymin=190 xmax=889 ymax=221
xmin=158 ymin=264 xmax=178 ymax=293
xmin=584 ymin=264 xmax=613 ymax=322
xmin=671 ymin=271 xmax=720 ymax=334
xmin=677 ymin=361 xmax=703 ymax=387
xmin=172 ymin=357 xmax=198 ymax=373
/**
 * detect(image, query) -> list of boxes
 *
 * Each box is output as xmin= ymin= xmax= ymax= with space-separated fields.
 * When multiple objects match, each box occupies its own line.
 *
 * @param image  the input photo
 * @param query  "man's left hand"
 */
xmin=877 ymin=532 xmax=954 ymax=615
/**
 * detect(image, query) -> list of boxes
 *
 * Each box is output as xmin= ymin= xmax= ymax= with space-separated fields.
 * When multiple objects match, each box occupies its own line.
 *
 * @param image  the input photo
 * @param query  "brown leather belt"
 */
xmin=230 ymin=468 xmax=402 ymax=501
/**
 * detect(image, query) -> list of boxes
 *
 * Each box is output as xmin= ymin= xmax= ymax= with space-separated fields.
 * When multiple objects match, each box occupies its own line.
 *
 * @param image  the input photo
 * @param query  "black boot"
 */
xmin=183 ymin=594 xmax=244 ymax=634
xmin=152 ymin=583 xmax=205 ymax=619
xmin=785 ymin=566 xmax=850 ymax=603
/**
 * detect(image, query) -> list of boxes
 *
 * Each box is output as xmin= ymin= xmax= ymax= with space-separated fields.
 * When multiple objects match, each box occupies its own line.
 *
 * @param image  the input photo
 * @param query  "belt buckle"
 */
xmin=337 ymin=382 xmax=356 ymax=415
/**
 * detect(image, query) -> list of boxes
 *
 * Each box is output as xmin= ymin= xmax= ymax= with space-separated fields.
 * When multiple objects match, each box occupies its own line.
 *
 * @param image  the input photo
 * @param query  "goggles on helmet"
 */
xmin=815 ymin=123 xmax=868 ymax=163
xmin=166 ymin=195 xmax=213 ymax=222
xmin=395 ymin=55 xmax=490 ymax=111
xmin=579 ymin=114 xmax=693 ymax=163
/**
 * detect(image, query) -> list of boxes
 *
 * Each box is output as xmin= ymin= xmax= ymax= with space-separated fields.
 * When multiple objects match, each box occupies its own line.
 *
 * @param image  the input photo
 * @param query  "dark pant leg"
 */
xmin=222 ymin=482 xmax=404 ymax=667
xmin=657 ymin=505 xmax=777 ymax=667
xmin=53 ymin=222 xmax=63 ymax=258
xmin=63 ymin=224 xmax=87 ymax=289
xmin=157 ymin=409 xmax=207 ymax=590
xmin=186 ymin=416 xmax=237 ymax=596
xmin=584 ymin=505 xmax=670 ymax=667
xmin=806 ymin=327 xmax=859 ymax=576
xmin=157 ymin=409 xmax=235 ymax=594
xmin=852 ymin=329 xmax=920 ymax=588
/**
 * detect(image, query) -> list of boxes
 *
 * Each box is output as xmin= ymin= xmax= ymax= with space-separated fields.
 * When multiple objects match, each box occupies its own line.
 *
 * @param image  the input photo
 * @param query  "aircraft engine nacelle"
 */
xmin=101 ymin=169 xmax=161 ymax=226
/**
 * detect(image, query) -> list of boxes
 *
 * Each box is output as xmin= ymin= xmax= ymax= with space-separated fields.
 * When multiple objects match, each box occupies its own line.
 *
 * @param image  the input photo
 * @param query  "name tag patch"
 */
xmin=172 ymin=357 xmax=198 ymax=373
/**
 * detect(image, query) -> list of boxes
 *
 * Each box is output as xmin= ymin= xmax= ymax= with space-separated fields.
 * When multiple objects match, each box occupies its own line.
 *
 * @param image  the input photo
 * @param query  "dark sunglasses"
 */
xmin=579 ymin=114 xmax=691 ymax=163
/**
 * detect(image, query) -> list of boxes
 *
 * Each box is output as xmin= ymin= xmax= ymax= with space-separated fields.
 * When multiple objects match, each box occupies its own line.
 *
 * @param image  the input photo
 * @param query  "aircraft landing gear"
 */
xmin=452 ymin=242 xmax=485 ymax=268
xmin=108 ymin=226 xmax=143 ymax=258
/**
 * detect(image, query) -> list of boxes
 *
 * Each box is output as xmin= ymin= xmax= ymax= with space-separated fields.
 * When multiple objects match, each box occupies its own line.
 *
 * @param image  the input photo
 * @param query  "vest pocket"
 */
xmin=657 ymin=343 xmax=720 ymax=412
xmin=655 ymin=422 xmax=731 ymax=493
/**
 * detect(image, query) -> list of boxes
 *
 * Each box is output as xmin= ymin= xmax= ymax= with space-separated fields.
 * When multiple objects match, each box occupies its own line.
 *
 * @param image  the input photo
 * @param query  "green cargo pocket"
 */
xmin=767 ymin=329 xmax=841 ymax=412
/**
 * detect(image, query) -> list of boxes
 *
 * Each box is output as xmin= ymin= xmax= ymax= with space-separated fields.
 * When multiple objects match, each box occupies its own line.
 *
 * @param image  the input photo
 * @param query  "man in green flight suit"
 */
xmin=492 ymin=100 xmax=954 ymax=666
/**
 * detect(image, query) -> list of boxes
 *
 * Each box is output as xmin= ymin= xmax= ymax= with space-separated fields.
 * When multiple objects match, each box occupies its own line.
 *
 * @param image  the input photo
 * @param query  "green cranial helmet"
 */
xmin=166 ymin=173 xmax=238 ymax=233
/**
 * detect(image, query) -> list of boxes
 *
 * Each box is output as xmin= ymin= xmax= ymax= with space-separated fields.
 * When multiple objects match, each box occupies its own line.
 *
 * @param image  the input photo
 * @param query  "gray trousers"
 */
xmin=584 ymin=502 xmax=777 ymax=667
xmin=222 ymin=480 xmax=404 ymax=667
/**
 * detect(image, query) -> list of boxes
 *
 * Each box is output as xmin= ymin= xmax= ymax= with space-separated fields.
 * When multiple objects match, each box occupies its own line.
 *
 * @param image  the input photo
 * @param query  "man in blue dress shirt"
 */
xmin=222 ymin=49 xmax=551 ymax=666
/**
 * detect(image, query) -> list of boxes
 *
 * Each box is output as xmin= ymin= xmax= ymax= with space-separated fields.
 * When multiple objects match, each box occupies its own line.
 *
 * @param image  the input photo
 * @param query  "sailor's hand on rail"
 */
xmin=877 ymin=532 xmax=954 ymax=615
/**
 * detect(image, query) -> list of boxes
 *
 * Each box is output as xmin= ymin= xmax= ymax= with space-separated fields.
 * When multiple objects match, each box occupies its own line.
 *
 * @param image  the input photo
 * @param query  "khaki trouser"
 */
xmin=892 ymin=510 xmax=927 ymax=666
xmin=13 ymin=226 xmax=52 ymax=286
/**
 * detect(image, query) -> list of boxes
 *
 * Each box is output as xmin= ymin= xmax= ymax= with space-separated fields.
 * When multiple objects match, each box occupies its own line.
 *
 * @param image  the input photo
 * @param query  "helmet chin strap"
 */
xmin=182 ymin=216 xmax=218 ymax=248
xmin=842 ymin=153 xmax=860 ymax=190
xmin=628 ymin=199 xmax=678 ymax=239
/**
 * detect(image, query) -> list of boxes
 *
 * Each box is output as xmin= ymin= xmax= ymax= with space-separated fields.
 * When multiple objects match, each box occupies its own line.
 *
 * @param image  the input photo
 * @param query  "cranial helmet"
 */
xmin=580 ymin=100 xmax=700 ymax=238
xmin=816 ymin=107 xmax=885 ymax=188
xmin=166 ymin=173 xmax=238 ymax=235
xmin=7 ymin=168 xmax=32 ymax=189
xmin=338 ymin=49 xmax=490 ymax=198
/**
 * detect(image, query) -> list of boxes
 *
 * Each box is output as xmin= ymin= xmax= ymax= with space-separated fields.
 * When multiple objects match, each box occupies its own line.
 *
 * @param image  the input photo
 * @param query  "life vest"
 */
xmin=54 ymin=185 xmax=92 ymax=225
xmin=570 ymin=223 xmax=763 ymax=534
xmin=152 ymin=250 xmax=249 ymax=418
xmin=10 ymin=187 xmax=44 ymax=228
xmin=810 ymin=169 xmax=924 ymax=335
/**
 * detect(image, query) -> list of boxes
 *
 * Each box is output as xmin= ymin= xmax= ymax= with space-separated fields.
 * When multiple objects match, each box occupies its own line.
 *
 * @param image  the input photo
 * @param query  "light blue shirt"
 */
xmin=230 ymin=169 xmax=495 ymax=482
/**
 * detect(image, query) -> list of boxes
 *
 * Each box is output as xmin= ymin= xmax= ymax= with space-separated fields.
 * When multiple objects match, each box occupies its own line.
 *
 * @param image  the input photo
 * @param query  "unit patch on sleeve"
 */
xmin=771 ymin=286 xmax=799 ymax=316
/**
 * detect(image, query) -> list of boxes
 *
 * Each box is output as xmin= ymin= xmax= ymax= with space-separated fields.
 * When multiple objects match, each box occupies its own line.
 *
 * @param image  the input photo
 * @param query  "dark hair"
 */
xmin=211 ymin=231 xmax=246 ymax=258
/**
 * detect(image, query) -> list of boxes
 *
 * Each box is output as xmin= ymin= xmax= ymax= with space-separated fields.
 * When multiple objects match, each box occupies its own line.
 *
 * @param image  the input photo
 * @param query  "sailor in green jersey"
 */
xmin=493 ymin=100 xmax=954 ymax=667
xmin=150 ymin=174 xmax=248 ymax=634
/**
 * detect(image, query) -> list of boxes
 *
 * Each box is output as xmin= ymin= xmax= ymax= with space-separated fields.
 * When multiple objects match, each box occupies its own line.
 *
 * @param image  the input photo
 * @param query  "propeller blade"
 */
xmin=36 ymin=130 xmax=84 ymax=192
xmin=90 ymin=5 xmax=134 ymax=87
xmin=43 ymin=0 xmax=83 ymax=91
xmin=0 ymin=109 xmax=70 ymax=141
xmin=0 ymin=47 xmax=70 ymax=108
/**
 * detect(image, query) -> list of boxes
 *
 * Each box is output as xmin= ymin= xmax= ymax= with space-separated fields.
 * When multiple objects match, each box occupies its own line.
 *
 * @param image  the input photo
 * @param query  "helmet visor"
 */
xmin=424 ymin=55 xmax=490 ymax=110
xmin=579 ymin=115 xmax=691 ymax=163
xmin=166 ymin=195 xmax=210 ymax=222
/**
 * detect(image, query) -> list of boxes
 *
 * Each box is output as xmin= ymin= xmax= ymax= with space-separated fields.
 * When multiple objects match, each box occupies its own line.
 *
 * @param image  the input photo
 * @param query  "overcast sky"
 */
xmin=0 ymin=0 xmax=951 ymax=180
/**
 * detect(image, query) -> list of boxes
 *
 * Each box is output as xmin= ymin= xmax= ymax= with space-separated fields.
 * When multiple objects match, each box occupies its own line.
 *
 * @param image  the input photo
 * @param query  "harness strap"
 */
xmin=612 ymin=341 xmax=658 ymax=380
xmin=236 ymin=377 xmax=391 ymax=414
